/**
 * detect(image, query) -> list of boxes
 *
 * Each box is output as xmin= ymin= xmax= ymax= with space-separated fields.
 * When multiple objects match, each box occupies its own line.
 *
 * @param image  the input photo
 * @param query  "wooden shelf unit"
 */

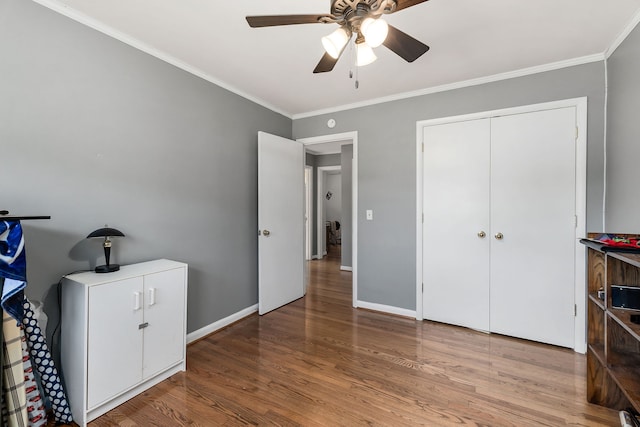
xmin=583 ymin=238 xmax=640 ymax=412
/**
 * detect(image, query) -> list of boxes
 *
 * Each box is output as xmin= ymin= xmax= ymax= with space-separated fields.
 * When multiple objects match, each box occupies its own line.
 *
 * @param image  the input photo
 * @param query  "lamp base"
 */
xmin=95 ymin=264 xmax=120 ymax=273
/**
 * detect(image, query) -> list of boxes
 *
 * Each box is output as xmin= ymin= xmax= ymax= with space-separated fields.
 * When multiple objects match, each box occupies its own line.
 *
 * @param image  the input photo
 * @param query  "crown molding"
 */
xmin=605 ymin=7 xmax=640 ymax=58
xmin=292 ymin=53 xmax=605 ymax=119
xmin=31 ymin=0 xmax=293 ymax=119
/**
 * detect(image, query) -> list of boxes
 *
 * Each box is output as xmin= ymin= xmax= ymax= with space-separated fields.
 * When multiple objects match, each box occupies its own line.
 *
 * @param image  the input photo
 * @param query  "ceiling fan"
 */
xmin=246 ymin=0 xmax=430 ymax=74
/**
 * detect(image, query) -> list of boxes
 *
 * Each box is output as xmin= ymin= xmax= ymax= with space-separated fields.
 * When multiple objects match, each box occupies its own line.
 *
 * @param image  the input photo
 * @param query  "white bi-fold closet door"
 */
xmin=422 ymin=106 xmax=577 ymax=348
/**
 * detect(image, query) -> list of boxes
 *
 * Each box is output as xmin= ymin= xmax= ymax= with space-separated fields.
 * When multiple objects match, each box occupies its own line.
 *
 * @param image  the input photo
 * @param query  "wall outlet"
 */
xmin=366 ymin=210 xmax=373 ymax=220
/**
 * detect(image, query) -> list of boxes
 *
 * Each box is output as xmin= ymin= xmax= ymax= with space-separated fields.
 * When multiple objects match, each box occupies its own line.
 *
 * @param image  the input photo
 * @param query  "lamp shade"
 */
xmin=322 ymin=27 xmax=351 ymax=59
xmin=87 ymin=227 xmax=125 ymax=239
xmin=356 ymin=42 xmax=377 ymax=66
xmin=361 ymin=17 xmax=388 ymax=48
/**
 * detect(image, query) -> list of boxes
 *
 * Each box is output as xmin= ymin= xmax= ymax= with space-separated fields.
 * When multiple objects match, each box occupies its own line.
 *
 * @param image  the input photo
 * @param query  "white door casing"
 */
xmin=299 ymin=132 xmax=359 ymax=308
xmin=258 ymin=131 xmax=305 ymax=315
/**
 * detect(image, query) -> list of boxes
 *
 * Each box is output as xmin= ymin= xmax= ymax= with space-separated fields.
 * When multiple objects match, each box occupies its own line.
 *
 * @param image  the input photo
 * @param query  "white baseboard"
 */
xmin=187 ymin=304 xmax=258 ymax=344
xmin=357 ymin=300 xmax=416 ymax=318
xmin=340 ymin=266 xmax=353 ymax=271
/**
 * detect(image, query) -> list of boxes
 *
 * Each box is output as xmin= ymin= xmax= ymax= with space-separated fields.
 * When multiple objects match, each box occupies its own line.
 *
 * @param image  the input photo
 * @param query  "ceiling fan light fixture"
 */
xmin=356 ymin=42 xmax=377 ymax=66
xmin=322 ymin=27 xmax=351 ymax=59
xmin=361 ymin=17 xmax=388 ymax=48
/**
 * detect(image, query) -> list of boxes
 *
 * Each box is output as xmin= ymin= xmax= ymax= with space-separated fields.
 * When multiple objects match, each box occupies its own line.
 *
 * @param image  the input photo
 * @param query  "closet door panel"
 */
xmin=489 ymin=107 xmax=576 ymax=347
xmin=422 ymin=119 xmax=491 ymax=331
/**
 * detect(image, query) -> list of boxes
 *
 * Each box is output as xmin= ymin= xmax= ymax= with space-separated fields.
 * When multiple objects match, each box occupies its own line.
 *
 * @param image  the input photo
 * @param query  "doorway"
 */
xmin=298 ymin=132 xmax=358 ymax=308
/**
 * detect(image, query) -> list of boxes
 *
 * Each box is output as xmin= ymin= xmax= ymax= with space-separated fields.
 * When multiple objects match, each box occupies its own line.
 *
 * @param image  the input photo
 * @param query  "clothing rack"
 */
xmin=0 ymin=213 xmax=50 ymax=421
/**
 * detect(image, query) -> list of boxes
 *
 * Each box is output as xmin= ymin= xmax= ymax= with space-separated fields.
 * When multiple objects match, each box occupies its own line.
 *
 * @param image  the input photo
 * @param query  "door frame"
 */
xmin=305 ymin=165 xmax=313 ymax=261
xmin=317 ymin=165 xmax=341 ymax=258
xmin=415 ymin=97 xmax=588 ymax=353
xmin=298 ymin=131 xmax=358 ymax=308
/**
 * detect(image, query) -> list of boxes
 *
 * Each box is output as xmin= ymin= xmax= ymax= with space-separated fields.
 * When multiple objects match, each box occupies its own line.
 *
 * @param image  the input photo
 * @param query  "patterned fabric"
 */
xmin=0 ymin=221 xmax=27 ymax=323
xmin=20 ymin=326 xmax=47 ymax=427
xmin=22 ymin=298 xmax=73 ymax=424
xmin=2 ymin=308 xmax=27 ymax=427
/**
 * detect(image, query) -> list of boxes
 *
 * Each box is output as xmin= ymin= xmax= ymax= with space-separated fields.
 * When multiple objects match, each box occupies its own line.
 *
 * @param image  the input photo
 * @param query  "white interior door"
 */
xmin=422 ymin=119 xmax=491 ymax=331
xmin=258 ymin=131 xmax=305 ymax=315
xmin=489 ymin=107 xmax=576 ymax=347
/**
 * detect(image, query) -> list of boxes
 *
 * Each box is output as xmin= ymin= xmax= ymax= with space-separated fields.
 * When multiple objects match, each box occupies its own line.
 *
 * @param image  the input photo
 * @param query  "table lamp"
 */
xmin=87 ymin=226 xmax=125 ymax=273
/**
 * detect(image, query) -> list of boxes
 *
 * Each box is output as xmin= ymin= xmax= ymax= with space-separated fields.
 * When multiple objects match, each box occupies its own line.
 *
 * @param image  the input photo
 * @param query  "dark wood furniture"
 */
xmin=582 ymin=236 xmax=640 ymax=412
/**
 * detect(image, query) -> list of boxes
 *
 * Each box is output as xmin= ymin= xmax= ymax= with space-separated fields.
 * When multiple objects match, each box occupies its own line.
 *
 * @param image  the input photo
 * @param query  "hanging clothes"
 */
xmin=2 ymin=309 xmax=27 ymax=427
xmin=0 ymin=221 xmax=27 ymax=323
xmin=22 ymin=298 xmax=73 ymax=424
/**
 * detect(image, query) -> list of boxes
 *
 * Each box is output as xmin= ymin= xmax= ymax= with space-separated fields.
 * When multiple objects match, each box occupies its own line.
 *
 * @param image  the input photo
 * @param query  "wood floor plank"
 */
xmin=88 ymin=248 xmax=619 ymax=426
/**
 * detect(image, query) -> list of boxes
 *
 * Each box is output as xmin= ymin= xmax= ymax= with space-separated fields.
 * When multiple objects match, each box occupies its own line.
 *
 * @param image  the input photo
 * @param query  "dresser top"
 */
xmin=64 ymin=259 xmax=187 ymax=286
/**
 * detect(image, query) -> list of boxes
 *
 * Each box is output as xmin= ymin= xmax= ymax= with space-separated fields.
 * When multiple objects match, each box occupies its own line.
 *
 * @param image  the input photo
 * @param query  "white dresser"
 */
xmin=61 ymin=259 xmax=188 ymax=426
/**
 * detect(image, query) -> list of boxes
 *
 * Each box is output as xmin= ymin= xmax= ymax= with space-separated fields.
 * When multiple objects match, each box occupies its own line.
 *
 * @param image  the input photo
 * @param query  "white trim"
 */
xmin=605 ymin=8 xmax=640 ymax=58
xmin=293 ymin=54 xmax=603 ymax=119
xmin=416 ymin=97 xmax=588 ymax=353
xmin=31 ymin=0 xmax=291 ymax=119
xmin=186 ymin=304 xmax=258 ymax=344
xmin=305 ymin=166 xmax=313 ymax=261
xmin=317 ymin=165 xmax=342 ymax=260
xmin=299 ymin=131 xmax=358 ymax=308
xmin=340 ymin=266 xmax=353 ymax=272
xmin=357 ymin=301 xmax=416 ymax=318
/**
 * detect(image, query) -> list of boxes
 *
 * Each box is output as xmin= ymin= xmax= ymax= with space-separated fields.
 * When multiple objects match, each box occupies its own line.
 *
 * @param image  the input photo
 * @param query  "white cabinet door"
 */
xmin=422 ymin=119 xmax=491 ymax=331
xmin=489 ymin=107 xmax=576 ymax=347
xmin=142 ymin=268 xmax=186 ymax=378
xmin=87 ymin=277 xmax=144 ymax=409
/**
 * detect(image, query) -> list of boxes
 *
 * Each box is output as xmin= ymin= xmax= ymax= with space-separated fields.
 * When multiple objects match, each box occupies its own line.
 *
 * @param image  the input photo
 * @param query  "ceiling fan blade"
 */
xmin=394 ymin=0 xmax=430 ymax=12
xmin=246 ymin=14 xmax=333 ymax=28
xmin=313 ymin=52 xmax=339 ymax=74
xmin=382 ymin=24 xmax=429 ymax=63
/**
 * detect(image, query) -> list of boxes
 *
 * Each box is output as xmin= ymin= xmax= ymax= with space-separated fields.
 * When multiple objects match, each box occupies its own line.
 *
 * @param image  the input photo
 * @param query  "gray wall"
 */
xmin=606 ymin=24 xmax=640 ymax=233
xmin=1 ymin=0 xmax=291 ymax=334
xmin=341 ymin=145 xmax=353 ymax=268
xmin=293 ymin=63 xmax=606 ymax=311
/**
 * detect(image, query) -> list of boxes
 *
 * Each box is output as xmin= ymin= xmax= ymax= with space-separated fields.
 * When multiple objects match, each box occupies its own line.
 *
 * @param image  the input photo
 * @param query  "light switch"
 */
xmin=366 ymin=210 xmax=373 ymax=220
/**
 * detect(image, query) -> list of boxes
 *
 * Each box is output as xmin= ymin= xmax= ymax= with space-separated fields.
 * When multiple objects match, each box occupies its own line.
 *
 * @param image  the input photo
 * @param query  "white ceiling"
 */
xmin=35 ymin=0 xmax=640 ymax=117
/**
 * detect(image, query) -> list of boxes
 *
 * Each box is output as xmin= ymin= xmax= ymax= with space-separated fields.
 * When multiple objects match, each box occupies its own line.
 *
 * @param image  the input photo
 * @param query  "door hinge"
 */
xmin=422 ymin=213 xmax=424 ymax=223
xmin=422 ymin=142 xmax=424 ymax=152
xmin=574 ymin=215 xmax=578 ymax=228
xmin=422 ymin=283 xmax=424 ymax=293
xmin=574 ymin=304 xmax=577 ymax=317
xmin=575 ymin=126 xmax=579 ymax=140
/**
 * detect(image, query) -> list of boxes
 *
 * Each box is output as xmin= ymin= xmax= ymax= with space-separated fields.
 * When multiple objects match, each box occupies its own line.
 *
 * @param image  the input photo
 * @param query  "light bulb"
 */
xmin=356 ymin=42 xmax=377 ymax=66
xmin=322 ymin=27 xmax=351 ymax=59
xmin=361 ymin=17 xmax=388 ymax=48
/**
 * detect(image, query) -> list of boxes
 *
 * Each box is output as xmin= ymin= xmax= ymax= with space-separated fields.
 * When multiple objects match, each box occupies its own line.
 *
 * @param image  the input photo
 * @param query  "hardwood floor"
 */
xmin=90 ymin=249 xmax=618 ymax=426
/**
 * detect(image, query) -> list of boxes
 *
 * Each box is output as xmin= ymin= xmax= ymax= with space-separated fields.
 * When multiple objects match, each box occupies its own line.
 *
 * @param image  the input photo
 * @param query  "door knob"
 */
xmin=495 ymin=232 xmax=504 ymax=240
xmin=263 ymin=230 xmax=271 ymax=237
xmin=477 ymin=231 xmax=486 ymax=238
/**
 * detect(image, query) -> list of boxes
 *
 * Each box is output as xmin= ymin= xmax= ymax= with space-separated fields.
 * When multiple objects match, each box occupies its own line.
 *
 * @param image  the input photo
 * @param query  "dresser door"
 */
xmin=87 ymin=277 xmax=144 ymax=409
xmin=142 ymin=267 xmax=186 ymax=379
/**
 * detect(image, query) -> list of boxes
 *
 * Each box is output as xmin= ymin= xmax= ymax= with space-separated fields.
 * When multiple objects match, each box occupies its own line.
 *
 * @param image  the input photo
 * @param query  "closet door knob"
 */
xmin=495 ymin=232 xmax=504 ymax=240
xmin=477 ymin=231 xmax=486 ymax=238
xmin=263 ymin=230 xmax=271 ymax=237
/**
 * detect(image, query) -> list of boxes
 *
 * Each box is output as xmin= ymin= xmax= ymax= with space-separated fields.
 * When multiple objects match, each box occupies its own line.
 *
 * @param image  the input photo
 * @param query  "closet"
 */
xmin=421 ymin=103 xmax=582 ymax=348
